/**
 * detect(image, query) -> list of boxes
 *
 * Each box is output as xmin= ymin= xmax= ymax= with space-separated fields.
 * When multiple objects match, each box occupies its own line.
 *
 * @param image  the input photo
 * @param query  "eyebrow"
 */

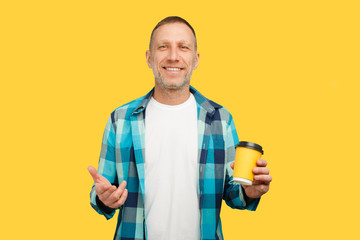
xmin=157 ymin=40 xmax=192 ymax=45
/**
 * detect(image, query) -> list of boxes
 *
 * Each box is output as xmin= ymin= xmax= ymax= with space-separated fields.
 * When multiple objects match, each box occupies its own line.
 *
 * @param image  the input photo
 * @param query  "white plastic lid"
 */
xmin=233 ymin=177 xmax=252 ymax=185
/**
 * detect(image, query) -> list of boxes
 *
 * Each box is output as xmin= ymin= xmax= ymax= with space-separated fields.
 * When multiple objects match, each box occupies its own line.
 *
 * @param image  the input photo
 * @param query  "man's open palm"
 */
xmin=88 ymin=166 xmax=128 ymax=209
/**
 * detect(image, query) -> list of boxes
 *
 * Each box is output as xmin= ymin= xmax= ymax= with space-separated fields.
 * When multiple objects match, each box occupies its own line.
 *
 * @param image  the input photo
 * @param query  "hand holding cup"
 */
xmin=231 ymin=141 xmax=272 ymax=199
xmin=231 ymin=159 xmax=271 ymax=199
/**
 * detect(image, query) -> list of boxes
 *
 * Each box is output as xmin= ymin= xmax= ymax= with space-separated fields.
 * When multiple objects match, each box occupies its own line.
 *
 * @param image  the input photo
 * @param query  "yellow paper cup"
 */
xmin=233 ymin=141 xmax=264 ymax=185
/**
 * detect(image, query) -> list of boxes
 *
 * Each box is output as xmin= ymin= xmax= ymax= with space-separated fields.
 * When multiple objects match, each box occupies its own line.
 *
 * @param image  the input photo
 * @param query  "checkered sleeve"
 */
xmin=223 ymin=114 xmax=260 ymax=210
xmin=90 ymin=116 xmax=119 ymax=220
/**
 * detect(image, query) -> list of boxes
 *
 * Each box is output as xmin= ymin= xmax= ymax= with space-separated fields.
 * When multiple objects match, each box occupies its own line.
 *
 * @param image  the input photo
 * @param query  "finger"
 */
xmin=96 ymin=181 xmax=113 ymax=195
xmin=253 ymin=174 xmax=272 ymax=184
xmin=88 ymin=166 xmax=100 ymax=182
xmin=88 ymin=166 xmax=112 ymax=186
xmin=88 ymin=166 xmax=109 ymax=184
xmin=95 ymin=178 xmax=113 ymax=195
xmin=230 ymin=162 xmax=234 ymax=169
xmin=251 ymin=184 xmax=269 ymax=194
xmin=111 ymin=189 xmax=128 ymax=208
xmin=98 ymin=185 xmax=117 ymax=202
xmin=256 ymin=159 xmax=267 ymax=167
xmin=253 ymin=167 xmax=269 ymax=175
xmin=109 ymin=181 xmax=127 ymax=202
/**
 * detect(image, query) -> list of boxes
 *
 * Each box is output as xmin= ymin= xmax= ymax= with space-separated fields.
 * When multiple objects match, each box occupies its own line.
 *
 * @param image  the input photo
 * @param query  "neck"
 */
xmin=153 ymin=83 xmax=191 ymax=105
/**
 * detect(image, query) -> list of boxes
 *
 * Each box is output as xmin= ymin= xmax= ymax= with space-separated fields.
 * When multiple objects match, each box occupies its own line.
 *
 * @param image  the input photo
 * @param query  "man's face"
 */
xmin=146 ymin=22 xmax=199 ymax=90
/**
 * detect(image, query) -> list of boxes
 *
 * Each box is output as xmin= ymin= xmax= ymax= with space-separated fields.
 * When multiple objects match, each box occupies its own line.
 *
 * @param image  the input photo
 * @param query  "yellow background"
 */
xmin=1 ymin=0 xmax=359 ymax=239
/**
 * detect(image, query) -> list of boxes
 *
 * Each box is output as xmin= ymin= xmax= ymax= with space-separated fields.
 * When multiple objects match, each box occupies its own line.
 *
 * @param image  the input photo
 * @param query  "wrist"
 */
xmin=241 ymin=186 xmax=256 ymax=204
xmin=96 ymin=195 xmax=115 ymax=214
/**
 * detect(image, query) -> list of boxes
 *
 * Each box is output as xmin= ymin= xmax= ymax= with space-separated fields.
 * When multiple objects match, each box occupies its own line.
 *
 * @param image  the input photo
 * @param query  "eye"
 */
xmin=159 ymin=45 xmax=166 ymax=49
xmin=181 ymin=46 xmax=188 ymax=49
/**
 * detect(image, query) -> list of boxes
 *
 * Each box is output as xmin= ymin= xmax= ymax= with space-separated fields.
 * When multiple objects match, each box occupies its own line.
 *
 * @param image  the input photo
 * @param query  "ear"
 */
xmin=193 ymin=52 xmax=200 ymax=69
xmin=146 ymin=50 xmax=152 ymax=68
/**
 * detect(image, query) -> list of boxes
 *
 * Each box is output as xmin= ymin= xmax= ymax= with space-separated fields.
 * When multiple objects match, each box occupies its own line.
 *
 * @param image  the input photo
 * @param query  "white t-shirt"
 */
xmin=144 ymin=93 xmax=199 ymax=240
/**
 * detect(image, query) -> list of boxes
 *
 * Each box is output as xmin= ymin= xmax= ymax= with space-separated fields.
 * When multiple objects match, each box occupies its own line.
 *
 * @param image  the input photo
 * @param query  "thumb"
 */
xmin=88 ymin=166 xmax=101 ymax=183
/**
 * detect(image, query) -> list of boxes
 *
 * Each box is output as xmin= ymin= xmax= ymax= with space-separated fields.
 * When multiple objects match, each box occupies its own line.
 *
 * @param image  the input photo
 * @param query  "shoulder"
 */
xmin=107 ymin=91 xmax=151 ymax=130
xmin=191 ymin=86 xmax=234 ymax=126
xmin=214 ymin=103 xmax=234 ymax=129
xmin=218 ymin=106 xmax=233 ymax=123
xmin=204 ymin=97 xmax=233 ymax=126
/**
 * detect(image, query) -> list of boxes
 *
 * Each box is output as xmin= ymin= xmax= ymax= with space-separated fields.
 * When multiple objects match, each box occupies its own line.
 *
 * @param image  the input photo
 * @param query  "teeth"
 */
xmin=165 ymin=67 xmax=181 ymax=71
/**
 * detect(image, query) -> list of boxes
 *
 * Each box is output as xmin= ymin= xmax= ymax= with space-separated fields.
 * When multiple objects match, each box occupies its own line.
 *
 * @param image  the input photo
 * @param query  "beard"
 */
xmin=153 ymin=70 xmax=193 ymax=90
xmin=152 ymin=63 xmax=195 ymax=90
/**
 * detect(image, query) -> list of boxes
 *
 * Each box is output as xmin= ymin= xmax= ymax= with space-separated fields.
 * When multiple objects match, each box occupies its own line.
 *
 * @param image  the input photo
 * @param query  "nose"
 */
xmin=167 ymin=46 xmax=180 ymax=61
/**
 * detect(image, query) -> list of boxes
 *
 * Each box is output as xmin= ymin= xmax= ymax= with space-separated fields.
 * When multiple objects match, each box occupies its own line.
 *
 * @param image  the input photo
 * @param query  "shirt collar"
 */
xmin=132 ymin=85 xmax=222 ymax=117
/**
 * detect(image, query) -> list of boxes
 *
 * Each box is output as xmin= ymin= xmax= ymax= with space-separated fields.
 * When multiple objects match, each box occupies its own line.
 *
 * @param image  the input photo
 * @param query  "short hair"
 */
xmin=149 ymin=16 xmax=197 ymax=51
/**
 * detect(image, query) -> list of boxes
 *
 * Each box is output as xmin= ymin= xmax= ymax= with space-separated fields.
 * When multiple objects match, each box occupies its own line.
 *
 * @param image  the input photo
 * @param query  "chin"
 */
xmin=164 ymin=85 xmax=184 ymax=90
xmin=156 ymin=77 xmax=190 ymax=90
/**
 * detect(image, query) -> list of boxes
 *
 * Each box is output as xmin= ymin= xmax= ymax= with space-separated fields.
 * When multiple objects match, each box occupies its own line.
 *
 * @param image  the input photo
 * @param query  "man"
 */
xmin=88 ymin=16 xmax=271 ymax=240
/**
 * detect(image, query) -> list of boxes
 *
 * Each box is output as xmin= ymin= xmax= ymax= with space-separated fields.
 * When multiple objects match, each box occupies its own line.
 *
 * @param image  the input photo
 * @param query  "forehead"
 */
xmin=152 ymin=22 xmax=195 ymax=45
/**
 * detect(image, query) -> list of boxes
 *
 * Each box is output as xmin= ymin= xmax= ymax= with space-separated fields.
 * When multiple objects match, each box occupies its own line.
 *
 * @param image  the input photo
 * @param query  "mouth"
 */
xmin=162 ymin=67 xmax=184 ymax=71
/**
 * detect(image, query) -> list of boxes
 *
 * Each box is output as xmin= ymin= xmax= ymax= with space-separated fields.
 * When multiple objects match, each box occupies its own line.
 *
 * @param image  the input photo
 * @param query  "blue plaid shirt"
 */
xmin=90 ymin=86 xmax=260 ymax=240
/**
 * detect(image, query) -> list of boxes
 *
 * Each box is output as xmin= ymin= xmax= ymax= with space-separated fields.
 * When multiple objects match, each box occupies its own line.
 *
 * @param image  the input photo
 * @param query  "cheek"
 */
xmin=185 ymin=54 xmax=197 ymax=66
xmin=152 ymin=56 xmax=164 ymax=67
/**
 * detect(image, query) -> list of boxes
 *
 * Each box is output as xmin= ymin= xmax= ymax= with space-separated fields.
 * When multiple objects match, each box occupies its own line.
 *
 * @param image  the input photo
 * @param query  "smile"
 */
xmin=163 ymin=67 xmax=183 ymax=71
